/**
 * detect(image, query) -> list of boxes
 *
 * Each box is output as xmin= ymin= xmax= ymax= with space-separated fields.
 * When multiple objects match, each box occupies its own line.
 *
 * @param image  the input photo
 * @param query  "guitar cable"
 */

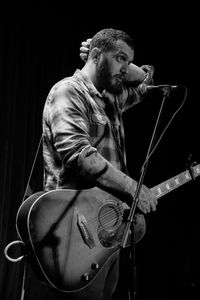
xmin=4 ymin=134 xmax=43 ymax=300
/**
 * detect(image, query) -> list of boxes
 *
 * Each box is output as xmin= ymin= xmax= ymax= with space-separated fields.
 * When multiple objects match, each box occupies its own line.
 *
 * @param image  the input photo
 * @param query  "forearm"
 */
xmin=126 ymin=63 xmax=146 ymax=84
xmin=126 ymin=63 xmax=155 ymax=86
xmin=79 ymin=151 xmax=137 ymax=204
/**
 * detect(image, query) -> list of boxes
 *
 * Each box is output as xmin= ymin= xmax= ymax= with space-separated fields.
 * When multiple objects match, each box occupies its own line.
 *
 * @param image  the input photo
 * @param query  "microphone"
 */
xmin=146 ymin=84 xmax=179 ymax=91
xmin=146 ymin=84 xmax=180 ymax=91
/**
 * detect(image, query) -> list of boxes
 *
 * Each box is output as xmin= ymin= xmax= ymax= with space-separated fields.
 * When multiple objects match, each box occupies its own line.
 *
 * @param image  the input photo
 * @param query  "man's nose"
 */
xmin=121 ymin=63 xmax=128 ymax=75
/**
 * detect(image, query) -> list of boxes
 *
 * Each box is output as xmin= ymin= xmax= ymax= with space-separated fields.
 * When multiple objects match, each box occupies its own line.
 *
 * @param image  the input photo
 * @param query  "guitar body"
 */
xmin=16 ymin=187 xmax=145 ymax=292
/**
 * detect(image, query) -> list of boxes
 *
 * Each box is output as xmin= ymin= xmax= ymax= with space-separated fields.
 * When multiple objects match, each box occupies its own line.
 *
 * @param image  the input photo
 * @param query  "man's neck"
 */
xmin=82 ymin=63 xmax=103 ymax=93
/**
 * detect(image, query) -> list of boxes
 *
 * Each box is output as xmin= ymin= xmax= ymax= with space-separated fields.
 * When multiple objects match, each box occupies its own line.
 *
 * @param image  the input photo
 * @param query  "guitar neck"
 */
xmin=151 ymin=164 xmax=200 ymax=199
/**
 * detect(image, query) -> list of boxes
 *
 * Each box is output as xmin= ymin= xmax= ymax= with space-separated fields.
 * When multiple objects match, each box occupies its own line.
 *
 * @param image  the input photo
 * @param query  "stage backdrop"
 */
xmin=0 ymin=4 xmax=199 ymax=300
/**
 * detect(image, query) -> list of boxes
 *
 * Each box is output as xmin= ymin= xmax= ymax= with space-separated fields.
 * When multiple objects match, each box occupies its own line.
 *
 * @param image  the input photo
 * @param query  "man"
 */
xmin=42 ymin=28 xmax=157 ymax=300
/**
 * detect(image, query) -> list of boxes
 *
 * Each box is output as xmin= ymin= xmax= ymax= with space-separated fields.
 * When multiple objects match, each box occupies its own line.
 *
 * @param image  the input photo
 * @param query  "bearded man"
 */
xmin=42 ymin=28 xmax=157 ymax=300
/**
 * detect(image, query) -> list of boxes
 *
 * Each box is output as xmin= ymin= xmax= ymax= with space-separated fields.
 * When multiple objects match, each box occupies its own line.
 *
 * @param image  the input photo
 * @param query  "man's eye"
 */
xmin=117 ymin=56 xmax=125 ymax=62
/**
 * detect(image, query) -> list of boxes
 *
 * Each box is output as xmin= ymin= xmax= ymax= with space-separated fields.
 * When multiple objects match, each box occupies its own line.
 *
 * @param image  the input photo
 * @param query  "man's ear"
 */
xmin=90 ymin=47 xmax=101 ymax=63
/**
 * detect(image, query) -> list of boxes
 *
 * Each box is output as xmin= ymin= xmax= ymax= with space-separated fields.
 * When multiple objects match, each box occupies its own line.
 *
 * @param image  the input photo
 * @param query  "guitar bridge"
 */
xmin=77 ymin=214 xmax=95 ymax=249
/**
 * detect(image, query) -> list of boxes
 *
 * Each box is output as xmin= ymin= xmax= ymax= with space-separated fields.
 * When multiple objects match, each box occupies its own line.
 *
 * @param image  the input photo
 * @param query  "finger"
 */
xmin=150 ymin=203 xmax=157 ymax=211
xmin=80 ymin=53 xmax=87 ymax=62
xmin=150 ymin=198 xmax=158 ymax=211
xmin=137 ymin=204 xmax=148 ymax=214
xmin=80 ymin=46 xmax=89 ymax=53
xmin=151 ymin=195 xmax=158 ymax=206
xmin=81 ymin=41 xmax=90 ymax=48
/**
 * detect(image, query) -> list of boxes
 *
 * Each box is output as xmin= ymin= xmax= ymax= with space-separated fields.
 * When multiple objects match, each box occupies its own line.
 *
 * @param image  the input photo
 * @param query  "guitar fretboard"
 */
xmin=151 ymin=164 xmax=200 ymax=199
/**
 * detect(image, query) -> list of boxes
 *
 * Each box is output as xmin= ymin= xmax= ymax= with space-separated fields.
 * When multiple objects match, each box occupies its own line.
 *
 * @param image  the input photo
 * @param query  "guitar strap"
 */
xmin=22 ymin=134 xmax=43 ymax=202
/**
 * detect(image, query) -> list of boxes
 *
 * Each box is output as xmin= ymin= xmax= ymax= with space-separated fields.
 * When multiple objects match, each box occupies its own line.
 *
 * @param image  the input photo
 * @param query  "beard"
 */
xmin=96 ymin=56 xmax=123 ymax=94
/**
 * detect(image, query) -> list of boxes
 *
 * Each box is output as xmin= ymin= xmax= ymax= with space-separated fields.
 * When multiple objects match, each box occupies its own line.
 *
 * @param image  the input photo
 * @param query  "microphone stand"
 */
xmin=120 ymin=87 xmax=171 ymax=300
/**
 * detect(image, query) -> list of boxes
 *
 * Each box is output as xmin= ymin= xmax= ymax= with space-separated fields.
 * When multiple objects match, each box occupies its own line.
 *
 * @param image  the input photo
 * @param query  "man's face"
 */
xmin=96 ymin=40 xmax=134 ymax=94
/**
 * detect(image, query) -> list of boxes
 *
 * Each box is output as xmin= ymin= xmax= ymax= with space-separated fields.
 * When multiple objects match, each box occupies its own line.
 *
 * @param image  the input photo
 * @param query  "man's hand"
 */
xmin=136 ymin=184 xmax=157 ymax=214
xmin=80 ymin=38 xmax=92 ymax=62
xmin=140 ymin=65 xmax=155 ymax=85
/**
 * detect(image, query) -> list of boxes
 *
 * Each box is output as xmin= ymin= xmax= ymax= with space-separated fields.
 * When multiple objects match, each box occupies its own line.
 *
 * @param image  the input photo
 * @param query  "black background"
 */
xmin=0 ymin=2 xmax=199 ymax=300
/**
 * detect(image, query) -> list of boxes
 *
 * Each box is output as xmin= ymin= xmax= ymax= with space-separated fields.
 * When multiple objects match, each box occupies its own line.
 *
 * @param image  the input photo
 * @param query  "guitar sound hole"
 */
xmin=98 ymin=203 xmax=122 ymax=231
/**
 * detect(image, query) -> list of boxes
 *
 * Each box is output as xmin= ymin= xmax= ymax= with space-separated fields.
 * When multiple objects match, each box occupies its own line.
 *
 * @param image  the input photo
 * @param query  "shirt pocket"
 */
xmin=89 ymin=113 xmax=110 ymax=146
xmin=90 ymin=113 xmax=108 ymax=125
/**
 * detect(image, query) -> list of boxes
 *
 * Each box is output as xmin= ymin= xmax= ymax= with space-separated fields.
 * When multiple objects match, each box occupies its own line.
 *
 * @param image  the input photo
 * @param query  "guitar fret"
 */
xmin=196 ymin=165 xmax=200 ymax=174
xmin=155 ymin=187 xmax=162 ymax=197
xmin=168 ymin=178 xmax=177 ymax=189
xmin=193 ymin=164 xmax=200 ymax=177
xmin=179 ymin=171 xmax=191 ymax=183
xmin=174 ymin=178 xmax=180 ymax=184
xmin=166 ymin=183 xmax=170 ymax=190
xmin=152 ymin=170 xmax=192 ymax=198
xmin=160 ymin=182 xmax=170 ymax=193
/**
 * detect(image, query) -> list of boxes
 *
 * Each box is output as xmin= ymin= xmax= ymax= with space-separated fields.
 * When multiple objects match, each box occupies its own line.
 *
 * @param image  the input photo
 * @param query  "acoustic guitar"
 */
xmin=16 ymin=163 xmax=200 ymax=293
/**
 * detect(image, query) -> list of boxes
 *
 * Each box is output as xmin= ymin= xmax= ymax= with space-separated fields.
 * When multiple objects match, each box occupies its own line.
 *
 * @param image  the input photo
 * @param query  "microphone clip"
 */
xmin=160 ymin=86 xmax=172 ymax=96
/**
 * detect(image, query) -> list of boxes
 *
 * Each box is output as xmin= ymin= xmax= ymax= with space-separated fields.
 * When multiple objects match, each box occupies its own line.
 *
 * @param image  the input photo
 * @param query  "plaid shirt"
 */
xmin=43 ymin=69 xmax=151 ymax=190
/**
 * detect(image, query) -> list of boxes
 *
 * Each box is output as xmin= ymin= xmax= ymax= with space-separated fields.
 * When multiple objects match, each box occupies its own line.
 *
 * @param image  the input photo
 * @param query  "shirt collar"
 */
xmin=73 ymin=69 xmax=105 ymax=98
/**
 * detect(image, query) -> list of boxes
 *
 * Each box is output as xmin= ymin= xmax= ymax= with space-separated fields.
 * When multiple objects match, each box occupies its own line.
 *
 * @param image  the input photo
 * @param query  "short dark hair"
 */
xmin=89 ymin=28 xmax=135 ymax=53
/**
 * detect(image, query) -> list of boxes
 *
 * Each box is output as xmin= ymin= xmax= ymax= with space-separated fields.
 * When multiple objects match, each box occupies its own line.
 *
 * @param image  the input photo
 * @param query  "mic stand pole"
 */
xmin=120 ymin=87 xmax=171 ymax=300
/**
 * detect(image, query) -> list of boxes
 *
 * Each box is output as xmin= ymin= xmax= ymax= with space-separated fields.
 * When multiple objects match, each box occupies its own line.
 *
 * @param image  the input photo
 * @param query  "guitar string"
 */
xmin=98 ymin=217 xmax=123 ymax=229
xmin=82 ymin=210 xmax=124 ymax=228
xmin=85 ymin=211 xmax=134 ymax=234
xmin=82 ymin=205 xmax=122 ymax=224
xmin=84 ymin=169 xmax=197 ymax=227
xmin=86 ymin=167 xmax=199 ymax=227
xmin=96 ymin=173 xmax=196 ymax=229
xmin=76 ymin=165 xmax=200 ymax=230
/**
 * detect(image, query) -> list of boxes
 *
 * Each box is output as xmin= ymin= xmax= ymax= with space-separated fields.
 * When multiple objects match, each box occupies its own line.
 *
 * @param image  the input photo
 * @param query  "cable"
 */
xmin=141 ymin=86 xmax=188 ymax=172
